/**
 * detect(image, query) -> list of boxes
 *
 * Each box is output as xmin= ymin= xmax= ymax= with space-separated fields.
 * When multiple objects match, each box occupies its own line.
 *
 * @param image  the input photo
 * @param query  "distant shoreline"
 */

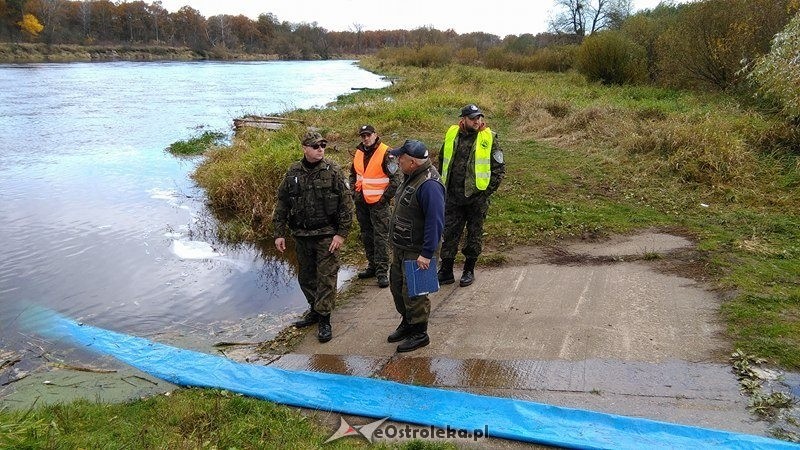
xmin=0 ymin=42 xmax=291 ymax=63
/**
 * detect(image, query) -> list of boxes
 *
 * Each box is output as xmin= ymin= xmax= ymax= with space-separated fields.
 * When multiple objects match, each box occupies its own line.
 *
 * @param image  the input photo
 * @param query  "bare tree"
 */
xmin=549 ymin=0 xmax=632 ymax=36
xmin=351 ymin=22 xmax=363 ymax=53
xmin=78 ymin=0 xmax=91 ymax=38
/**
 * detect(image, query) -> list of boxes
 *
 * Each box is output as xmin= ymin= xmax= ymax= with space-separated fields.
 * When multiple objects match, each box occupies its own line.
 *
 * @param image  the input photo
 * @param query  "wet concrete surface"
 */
xmin=259 ymin=352 xmax=764 ymax=436
xmin=279 ymin=230 xmax=790 ymax=439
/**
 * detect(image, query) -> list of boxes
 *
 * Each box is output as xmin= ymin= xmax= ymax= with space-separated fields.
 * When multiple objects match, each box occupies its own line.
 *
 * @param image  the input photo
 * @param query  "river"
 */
xmin=0 ymin=60 xmax=389 ymax=372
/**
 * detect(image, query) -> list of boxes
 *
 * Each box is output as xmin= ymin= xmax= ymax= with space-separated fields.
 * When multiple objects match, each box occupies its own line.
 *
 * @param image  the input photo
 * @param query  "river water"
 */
xmin=0 ymin=60 xmax=388 ymax=365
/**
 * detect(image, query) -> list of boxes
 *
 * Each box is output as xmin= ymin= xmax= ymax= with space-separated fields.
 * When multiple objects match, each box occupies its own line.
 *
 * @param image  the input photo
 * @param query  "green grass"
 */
xmin=191 ymin=59 xmax=799 ymax=368
xmin=0 ymin=389 xmax=454 ymax=449
xmin=167 ymin=131 xmax=226 ymax=156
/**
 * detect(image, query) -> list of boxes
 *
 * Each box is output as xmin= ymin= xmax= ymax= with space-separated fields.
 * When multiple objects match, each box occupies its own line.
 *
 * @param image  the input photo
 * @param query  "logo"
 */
xmin=325 ymin=416 xmax=490 ymax=444
xmin=325 ymin=417 xmax=389 ymax=444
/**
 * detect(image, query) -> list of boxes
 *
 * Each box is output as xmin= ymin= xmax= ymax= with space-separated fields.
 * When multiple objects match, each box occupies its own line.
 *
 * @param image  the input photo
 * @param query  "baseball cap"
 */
xmin=460 ymin=104 xmax=484 ymax=119
xmin=301 ymin=131 xmax=326 ymax=146
xmin=389 ymin=139 xmax=429 ymax=158
xmin=358 ymin=124 xmax=375 ymax=135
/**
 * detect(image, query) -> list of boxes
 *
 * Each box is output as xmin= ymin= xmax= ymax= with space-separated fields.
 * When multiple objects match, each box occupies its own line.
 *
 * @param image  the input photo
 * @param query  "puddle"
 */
xmin=268 ymin=354 xmax=745 ymax=400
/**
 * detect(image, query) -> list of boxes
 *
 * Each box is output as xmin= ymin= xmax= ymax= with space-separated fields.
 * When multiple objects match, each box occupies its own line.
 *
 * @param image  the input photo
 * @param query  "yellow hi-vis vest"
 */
xmin=353 ymin=142 xmax=390 ymax=204
xmin=441 ymin=125 xmax=493 ymax=190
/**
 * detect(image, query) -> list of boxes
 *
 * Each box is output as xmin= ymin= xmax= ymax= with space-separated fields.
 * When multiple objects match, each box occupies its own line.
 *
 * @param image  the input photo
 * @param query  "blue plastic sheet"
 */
xmin=23 ymin=309 xmax=799 ymax=449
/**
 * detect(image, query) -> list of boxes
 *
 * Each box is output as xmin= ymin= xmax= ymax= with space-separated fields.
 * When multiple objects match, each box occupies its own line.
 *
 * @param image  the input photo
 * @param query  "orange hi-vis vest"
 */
xmin=354 ymin=142 xmax=390 ymax=204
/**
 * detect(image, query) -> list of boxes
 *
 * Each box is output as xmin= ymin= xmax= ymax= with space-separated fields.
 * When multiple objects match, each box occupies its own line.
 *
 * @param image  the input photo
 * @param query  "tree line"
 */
xmin=1 ymin=0 xmax=640 ymax=58
xmin=2 ymin=0 xmax=799 ymax=115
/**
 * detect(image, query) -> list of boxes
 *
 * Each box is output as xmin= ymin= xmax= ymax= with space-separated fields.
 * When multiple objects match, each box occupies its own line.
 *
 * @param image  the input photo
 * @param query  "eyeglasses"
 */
xmin=360 ymin=133 xmax=373 ymax=138
xmin=308 ymin=142 xmax=327 ymax=149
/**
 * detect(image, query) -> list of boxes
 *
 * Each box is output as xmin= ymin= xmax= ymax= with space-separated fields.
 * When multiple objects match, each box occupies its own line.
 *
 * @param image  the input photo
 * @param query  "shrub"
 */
xmin=656 ymin=0 xmax=797 ymax=90
xmin=747 ymin=11 xmax=800 ymax=121
xmin=527 ymin=45 xmax=576 ymax=72
xmin=576 ymin=31 xmax=647 ymax=85
xmin=454 ymin=47 xmax=479 ymax=65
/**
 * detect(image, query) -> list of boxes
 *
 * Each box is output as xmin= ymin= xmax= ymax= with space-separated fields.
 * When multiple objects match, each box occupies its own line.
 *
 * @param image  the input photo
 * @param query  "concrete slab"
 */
xmin=287 ymin=231 xmax=777 ymax=438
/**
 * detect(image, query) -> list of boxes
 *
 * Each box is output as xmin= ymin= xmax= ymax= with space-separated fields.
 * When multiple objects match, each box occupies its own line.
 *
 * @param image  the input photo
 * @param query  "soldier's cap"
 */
xmin=460 ymin=104 xmax=484 ymax=119
xmin=358 ymin=124 xmax=375 ymax=136
xmin=389 ymin=139 xmax=429 ymax=158
xmin=301 ymin=131 xmax=327 ymax=146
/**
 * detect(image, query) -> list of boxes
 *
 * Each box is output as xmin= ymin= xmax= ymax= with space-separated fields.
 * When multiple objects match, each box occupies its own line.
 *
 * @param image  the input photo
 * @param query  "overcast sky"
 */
xmin=156 ymin=1 xmax=681 ymax=37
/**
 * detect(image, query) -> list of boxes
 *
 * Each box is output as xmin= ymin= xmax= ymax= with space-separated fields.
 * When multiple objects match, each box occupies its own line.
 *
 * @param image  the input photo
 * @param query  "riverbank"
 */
xmin=197 ymin=59 xmax=800 ymax=368
xmin=0 ymin=42 xmax=282 ymax=62
xmin=2 ymin=60 xmax=799 ymax=447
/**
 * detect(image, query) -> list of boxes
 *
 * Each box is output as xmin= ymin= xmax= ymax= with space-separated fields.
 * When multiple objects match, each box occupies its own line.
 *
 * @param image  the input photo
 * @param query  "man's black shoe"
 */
xmin=438 ymin=270 xmax=455 ymax=285
xmin=396 ymin=333 xmax=430 ymax=352
xmin=377 ymin=274 xmax=390 ymax=288
xmin=318 ymin=315 xmax=332 ymax=343
xmin=387 ymin=320 xmax=410 ymax=343
xmin=357 ymin=267 xmax=376 ymax=279
xmin=292 ymin=309 xmax=320 ymax=328
xmin=459 ymin=270 xmax=475 ymax=287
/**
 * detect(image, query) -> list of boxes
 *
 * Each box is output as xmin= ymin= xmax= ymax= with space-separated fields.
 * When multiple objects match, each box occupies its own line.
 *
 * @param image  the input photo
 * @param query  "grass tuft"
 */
xmin=167 ymin=131 xmax=226 ymax=156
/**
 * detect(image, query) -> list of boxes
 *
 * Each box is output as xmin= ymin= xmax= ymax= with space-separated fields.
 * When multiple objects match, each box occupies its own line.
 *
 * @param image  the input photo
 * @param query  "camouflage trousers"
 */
xmin=294 ymin=235 xmax=339 ymax=316
xmin=389 ymin=248 xmax=432 ymax=325
xmin=355 ymin=201 xmax=391 ymax=276
xmin=440 ymin=196 xmax=491 ymax=260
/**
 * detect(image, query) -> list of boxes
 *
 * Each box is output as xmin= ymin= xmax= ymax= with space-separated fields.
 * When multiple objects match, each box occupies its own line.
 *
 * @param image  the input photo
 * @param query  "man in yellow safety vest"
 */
xmin=437 ymin=105 xmax=506 ymax=287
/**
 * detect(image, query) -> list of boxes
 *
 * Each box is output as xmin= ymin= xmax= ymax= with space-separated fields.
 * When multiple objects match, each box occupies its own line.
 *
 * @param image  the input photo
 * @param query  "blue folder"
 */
xmin=403 ymin=259 xmax=440 ymax=297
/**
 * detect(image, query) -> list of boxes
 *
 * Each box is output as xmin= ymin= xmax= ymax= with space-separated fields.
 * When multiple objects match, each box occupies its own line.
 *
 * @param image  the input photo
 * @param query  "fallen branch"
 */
xmin=213 ymin=341 xmax=259 ymax=348
xmin=50 ymin=362 xmax=117 ymax=374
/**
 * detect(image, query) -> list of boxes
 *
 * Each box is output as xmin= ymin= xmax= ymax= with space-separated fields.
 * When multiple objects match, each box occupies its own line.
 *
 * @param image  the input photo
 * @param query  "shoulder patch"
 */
xmin=493 ymin=150 xmax=504 ymax=164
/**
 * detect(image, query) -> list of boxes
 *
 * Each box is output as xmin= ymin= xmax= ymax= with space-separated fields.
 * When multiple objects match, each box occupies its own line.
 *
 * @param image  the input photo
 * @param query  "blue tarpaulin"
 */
xmin=23 ymin=309 xmax=799 ymax=449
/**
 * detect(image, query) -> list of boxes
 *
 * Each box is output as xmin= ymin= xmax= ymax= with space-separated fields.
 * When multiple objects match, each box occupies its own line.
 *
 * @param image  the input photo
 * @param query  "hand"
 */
xmin=416 ymin=255 xmax=431 ymax=270
xmin=328 ymin=235 xmax=345 ymax=253
xmin=274 ymin=237 xmax=286 ymax=253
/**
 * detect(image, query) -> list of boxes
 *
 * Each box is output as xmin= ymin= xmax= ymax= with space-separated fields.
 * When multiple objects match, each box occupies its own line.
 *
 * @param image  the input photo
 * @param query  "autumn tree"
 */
xmin=656 ymin=0 xmax=798 ymax=90
xmin=620 ymin=3 xmax=679 ymax=81
xmin=172 ymin=5 xmax=207 ymax=50
xmin=28 ymin=0 xmax=65 ymax=44
xmin=18 ymin=12 xmax=43 ymax=37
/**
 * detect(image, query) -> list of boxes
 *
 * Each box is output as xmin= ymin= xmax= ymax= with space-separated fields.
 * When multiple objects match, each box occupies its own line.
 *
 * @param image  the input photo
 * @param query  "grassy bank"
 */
xmin=0 ymin=388 xmax=450 ymax=449
xmin=197 ymin=59 xmax=799 ymax=368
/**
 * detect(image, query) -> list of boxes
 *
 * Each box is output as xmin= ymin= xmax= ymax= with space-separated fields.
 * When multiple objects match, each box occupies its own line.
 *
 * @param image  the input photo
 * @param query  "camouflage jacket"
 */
xmin=273 ymin=158 xmax=353 ymax=238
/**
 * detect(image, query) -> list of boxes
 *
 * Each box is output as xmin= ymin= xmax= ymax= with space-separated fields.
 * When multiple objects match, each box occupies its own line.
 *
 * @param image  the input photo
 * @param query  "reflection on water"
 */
xmin=0 ymin=60 xmax=387 ymax=367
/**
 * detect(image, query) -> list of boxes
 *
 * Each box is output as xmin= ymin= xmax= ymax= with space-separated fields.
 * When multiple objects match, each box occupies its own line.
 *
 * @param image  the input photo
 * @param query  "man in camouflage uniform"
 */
xmin=437 ymin=104 xmax=506 ymax=287
xmin=273 ymin=131 xmax=353 ymax=343
xmin=387 ymin=140 xmax=445 ymax=352
xmin=349 ymin=124 xmax=401 ymax=289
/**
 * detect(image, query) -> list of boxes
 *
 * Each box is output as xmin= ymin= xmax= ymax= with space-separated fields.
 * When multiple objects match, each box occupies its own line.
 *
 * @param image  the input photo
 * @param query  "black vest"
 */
xmin=390 ymin=160 xmax=442 ymax=253
xmin=285 ymin=160 xmax=341 ymax=233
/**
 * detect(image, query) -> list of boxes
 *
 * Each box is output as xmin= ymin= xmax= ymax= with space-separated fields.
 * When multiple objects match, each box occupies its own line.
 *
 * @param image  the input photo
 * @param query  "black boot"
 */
xmin=438 ymin=258 xmax=455 ymax=285
xmin=357 ymin=267 xmax=376 ymax=279
xmin=292 ymin=309 xmax=320 ymax=328
xmin=397 ymin=322 xmax=429 ymax=352
xmin=317 ymin=314 xmax=332 ymax=343
xmin=376 ymin=273 xmax=390 ymax=288
xmin=459 ymin=258 xmax=477 ymax=287
xmin=387 ymin=318 xmax=410 ymax=343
